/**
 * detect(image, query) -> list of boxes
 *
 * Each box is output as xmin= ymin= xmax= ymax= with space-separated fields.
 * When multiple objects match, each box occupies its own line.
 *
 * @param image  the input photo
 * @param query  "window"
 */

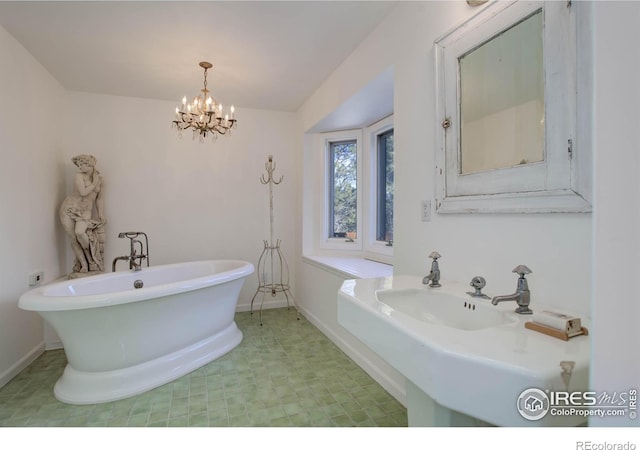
xmin=317 ymin=116 xmax=394 ymax=260
xmin=376 ymin=129 xmax=394 ymax=243
xmin=364 ymin=115 xmax=394 ymax=262
xmin=329 ymin=140 xmax=358 ymax=240
xmin=320 ymin=129 xmax=363 ymax=251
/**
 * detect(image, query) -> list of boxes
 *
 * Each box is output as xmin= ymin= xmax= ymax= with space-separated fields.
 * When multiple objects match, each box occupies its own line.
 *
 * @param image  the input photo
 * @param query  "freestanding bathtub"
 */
xmin=19 ymin=260 xmax=254 ymax=405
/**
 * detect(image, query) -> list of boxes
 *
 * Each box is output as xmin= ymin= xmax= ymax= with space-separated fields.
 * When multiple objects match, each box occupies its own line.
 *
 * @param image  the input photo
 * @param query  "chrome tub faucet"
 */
xmin=112 ymin=232 xmax=150 ymax=272
xmin=422 ymin=251 xmax=442 ymax=287
xmin=491 ymin=265 xmax=533 ymax=314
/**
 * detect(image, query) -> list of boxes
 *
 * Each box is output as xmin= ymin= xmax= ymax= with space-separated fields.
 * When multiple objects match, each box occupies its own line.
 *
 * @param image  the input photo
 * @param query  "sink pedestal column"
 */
xmin=406 ymin=379 xmax=493 ymax=427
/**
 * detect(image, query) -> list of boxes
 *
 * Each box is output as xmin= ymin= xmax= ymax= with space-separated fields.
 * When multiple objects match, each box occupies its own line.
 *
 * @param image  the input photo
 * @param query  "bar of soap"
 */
xmin=532 ymin=310 xmax=582 ymax=337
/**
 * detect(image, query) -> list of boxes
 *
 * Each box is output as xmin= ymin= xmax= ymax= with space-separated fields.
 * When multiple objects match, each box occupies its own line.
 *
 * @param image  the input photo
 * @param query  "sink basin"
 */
xmin=376 ymin=288 xmax=517 ymax=331
xmin=337 ymin=275 xmax=591 ymax=427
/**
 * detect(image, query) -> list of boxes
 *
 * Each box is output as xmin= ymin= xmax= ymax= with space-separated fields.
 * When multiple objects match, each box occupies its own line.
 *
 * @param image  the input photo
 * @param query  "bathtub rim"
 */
xmin=19 ymin=259 xmax=254 ymax=312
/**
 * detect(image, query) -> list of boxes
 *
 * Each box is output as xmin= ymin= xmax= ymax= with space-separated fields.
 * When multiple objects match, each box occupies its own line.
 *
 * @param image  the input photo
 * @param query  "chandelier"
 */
xmin=172 ymin=61 xmax=237 ymax=142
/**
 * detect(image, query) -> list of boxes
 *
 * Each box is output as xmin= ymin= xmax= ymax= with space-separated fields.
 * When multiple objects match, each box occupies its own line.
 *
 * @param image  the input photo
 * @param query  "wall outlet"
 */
xmin=29 ymin=271 xmax=44 ymax=287
xmin=421 ymin=200 xmax=431 ymax=222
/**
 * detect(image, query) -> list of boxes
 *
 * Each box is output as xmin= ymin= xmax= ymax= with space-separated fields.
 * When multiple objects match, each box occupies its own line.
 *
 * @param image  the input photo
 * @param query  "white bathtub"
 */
xmin=19 ymin=260 xmax=254 ymax=405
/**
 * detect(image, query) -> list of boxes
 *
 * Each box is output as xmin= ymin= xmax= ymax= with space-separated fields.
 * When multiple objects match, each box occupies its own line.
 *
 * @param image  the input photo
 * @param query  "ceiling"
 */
xmin=0 ymin=1 xmax=397 ymax=112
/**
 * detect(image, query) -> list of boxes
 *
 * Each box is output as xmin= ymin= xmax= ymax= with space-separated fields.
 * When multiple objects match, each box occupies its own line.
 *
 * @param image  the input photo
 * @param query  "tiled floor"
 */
xmin=0 ymin=308 xmax=407 ymax=427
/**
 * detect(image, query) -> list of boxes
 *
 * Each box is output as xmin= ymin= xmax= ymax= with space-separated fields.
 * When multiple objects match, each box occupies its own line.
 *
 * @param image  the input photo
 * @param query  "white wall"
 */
xmin=591 ymin=1 xmax=640 ymax=427
xmin=0 ymin=26 xmax=66 ymax=386
xmin=392 ymin=1 xmax=591 ymax=316
xmin=297 ymin=1 xmax=596 ymax=408
xmin=64 ymin=92 xmax=300 ymax=314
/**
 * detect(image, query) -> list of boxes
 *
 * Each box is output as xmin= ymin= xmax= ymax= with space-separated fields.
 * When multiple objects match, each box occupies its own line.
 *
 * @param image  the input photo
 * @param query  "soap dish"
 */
xmin=525 ymin=321 xmax=589 ymax=341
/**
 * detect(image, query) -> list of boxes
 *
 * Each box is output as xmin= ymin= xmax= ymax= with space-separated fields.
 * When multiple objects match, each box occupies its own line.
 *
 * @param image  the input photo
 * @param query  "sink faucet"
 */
xmin=422 ymin=251 xmax=442 ymax=287
xmin=112 ymin=232 xmax=150 ymax=272
xmin=491 ymin=265 xmax=533 ymax=314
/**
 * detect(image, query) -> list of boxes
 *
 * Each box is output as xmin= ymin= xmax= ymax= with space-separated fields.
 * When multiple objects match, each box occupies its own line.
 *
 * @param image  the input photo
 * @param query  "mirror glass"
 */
xmin=459 ymin=9 xmax=544 ymax=175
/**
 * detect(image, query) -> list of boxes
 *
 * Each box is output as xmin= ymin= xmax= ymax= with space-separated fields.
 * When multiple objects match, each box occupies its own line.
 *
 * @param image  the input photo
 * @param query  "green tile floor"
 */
xmin=0 ymin=308 xmax=407 ymax=427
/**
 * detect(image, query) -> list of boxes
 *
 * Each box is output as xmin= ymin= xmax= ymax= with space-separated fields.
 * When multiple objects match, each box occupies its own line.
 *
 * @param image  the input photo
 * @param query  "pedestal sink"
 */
xmin=337 ymin=275 xmax=591 ymax=427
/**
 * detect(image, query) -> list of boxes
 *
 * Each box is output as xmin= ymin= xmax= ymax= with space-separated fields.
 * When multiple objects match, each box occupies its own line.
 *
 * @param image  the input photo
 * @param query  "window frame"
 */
xmin=320 ymin=129 xmax=363 ymax=251
xmin=364 ymin=115 xmax=394 ymax=261
xmin=376 ymin=128 xmax=394 ymax=242
xmin=317 ymin=115 xmax=395 ymax=262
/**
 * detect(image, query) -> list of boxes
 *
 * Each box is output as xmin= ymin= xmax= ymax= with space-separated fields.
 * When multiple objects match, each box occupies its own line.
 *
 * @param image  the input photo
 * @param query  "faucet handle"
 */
xmin=469 ymin=275 xmax=486 ymax=290
xmin=118 ymin=231 xmax=141 ymax=239
xmin=429 ymin=251 xmax=441 ymax=260
xmin=512 ymin=265 xmax=532 ymax=277
xmin=467 ymin=276 xmax=489 ymax=299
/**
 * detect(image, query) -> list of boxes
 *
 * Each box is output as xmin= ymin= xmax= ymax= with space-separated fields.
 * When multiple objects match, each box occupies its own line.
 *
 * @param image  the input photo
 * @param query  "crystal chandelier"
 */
xmin=172 ymin=61 xmax=237 ymax=142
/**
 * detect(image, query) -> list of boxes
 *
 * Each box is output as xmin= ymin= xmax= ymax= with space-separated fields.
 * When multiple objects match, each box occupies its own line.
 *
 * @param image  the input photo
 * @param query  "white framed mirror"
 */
xmin=434 ymin=1 xmax=591 ymax=213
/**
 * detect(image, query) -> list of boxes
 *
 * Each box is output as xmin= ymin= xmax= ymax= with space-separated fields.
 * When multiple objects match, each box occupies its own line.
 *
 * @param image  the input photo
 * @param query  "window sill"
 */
xmin=302 ymin=255 xmax=392 ymax=280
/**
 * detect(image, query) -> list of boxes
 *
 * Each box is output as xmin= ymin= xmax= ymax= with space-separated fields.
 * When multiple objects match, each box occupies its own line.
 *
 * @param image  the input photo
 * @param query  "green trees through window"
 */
xmin=377 ymin=130 xmax=394 ymax=242
xmin=329 ymin=140 xmax=357 ymax=239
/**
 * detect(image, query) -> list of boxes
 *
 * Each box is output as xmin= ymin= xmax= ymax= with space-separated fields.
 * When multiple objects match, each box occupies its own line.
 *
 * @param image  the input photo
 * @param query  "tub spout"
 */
xmin=112 ymin=256 xmax=130 ymax=272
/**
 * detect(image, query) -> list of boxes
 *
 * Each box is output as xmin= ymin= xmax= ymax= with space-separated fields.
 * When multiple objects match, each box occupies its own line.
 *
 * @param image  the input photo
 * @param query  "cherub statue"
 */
xmin=59 ymin=154 xmax=105 ymax=277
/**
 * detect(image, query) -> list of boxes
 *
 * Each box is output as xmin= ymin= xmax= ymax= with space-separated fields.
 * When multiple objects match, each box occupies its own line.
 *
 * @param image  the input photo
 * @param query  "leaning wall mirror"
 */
xmin=434 ymin=1 xmax=591 ymax=213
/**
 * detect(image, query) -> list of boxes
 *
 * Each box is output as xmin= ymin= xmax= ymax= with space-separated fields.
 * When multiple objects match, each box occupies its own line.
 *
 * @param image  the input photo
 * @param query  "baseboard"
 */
xmin=45 ymin=340 xmax=64 ymax=350
xmin=0 ymin=342 xmax=45 ymax=389
xmin=295 ymin=303 xmax=407 ymax=407
xmin=236 ymin=298 xmax=291 ymax=312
